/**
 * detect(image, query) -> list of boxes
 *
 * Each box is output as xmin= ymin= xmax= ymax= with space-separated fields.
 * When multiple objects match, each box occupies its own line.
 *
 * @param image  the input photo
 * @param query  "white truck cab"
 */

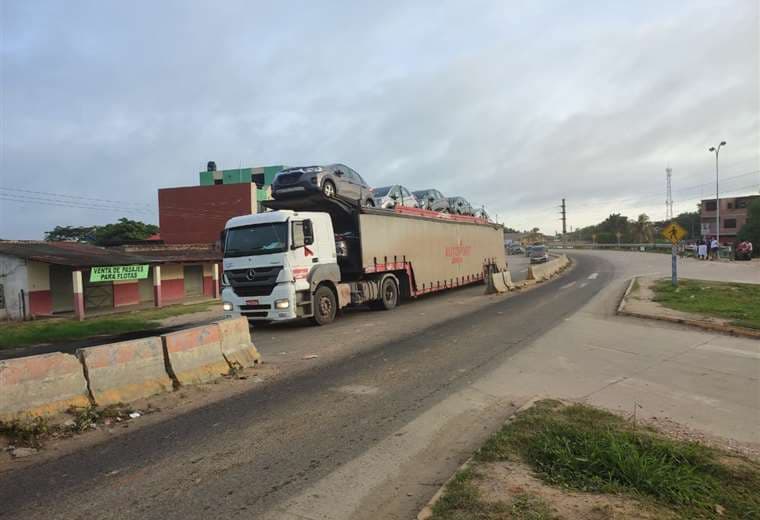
xmin=221 ymin=210 xmax=342 ymax=324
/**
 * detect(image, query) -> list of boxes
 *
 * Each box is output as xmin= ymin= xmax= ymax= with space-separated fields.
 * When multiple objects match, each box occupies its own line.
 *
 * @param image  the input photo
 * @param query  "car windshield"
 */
xmin=224 ymin=222 xmax=288 ymax=257
xmin=372 ymin=186 xmax=391 ymax=197
xmin=531 ymin=246 xmax=546 ymax=255
xmin=414 ymin=190 xmax=433 ymax=199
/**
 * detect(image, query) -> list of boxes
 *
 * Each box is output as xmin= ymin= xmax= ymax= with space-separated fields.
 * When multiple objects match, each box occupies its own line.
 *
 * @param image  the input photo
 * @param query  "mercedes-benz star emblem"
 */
xmin=245 ymin=269 xmax=256 ymax=281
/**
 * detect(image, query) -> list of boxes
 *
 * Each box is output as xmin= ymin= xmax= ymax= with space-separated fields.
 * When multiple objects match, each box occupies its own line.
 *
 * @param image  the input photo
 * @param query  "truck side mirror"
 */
xmin=303 ymin=219 xmax=314 ymax=246
xmin=219 ymin=230 xmax=227 ymax=253
xmin=292 ymin=221 xmax=305 ymax=249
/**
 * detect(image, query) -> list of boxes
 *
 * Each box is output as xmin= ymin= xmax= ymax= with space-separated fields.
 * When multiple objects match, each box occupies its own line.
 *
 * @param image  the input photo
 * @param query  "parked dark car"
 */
xmin=508 ymin=244 xmax=525 ymax=255
xmin=412 ymin=189 xmax=450 ymax=212
xmin=272 ymin=164 xmax=374 ymax=206
xmin=529 ymin=245 xmax=549 ymax=264
xmin=447 ymin=196 xmax=474 ymax=216
xmin=372 ymin=185 xmax=419 ymax=209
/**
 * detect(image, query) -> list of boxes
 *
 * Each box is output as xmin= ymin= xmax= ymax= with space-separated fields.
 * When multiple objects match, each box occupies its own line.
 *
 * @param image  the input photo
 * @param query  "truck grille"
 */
xmin=226 ymin=266 xmax=283 ymax=298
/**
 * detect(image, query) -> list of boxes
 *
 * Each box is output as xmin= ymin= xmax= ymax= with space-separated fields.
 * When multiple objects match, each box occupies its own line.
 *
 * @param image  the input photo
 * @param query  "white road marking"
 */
xmin=560 ymin=281 xmax=576 ymax=290
xmin=520 ymin=268 xmax=528 ymax=273
xmin=579 ymin=282 xmax=588 ymax=288
xmin=334 ymin=385 xmax=380 ymax=396
xmin=588 ymin=272 xmax=599 ymax=279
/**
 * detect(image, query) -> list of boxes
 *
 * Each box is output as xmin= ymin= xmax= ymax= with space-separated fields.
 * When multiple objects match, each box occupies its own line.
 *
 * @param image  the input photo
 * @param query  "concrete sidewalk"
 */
xmin=485 ymin=250 xmax=759 ymax=446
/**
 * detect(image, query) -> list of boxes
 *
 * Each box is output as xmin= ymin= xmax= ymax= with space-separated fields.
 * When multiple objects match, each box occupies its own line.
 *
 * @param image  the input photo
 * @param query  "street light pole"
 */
xmin=708 ymin=141 xmax=726 ymax=248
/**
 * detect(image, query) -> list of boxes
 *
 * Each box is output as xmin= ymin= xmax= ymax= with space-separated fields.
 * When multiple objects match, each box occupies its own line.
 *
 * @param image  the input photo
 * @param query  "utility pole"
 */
xmin=559 ymin=198 xmax=567 ymax=247
xmin=708 ymin=141 xmax=727 ymax=248
xmin=665 ymin=167 xmax=673 ymax=220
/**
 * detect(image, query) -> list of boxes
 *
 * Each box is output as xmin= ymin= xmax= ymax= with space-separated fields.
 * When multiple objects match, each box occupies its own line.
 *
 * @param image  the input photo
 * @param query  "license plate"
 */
xmin=277 ymin=187 xmax=304 ymax=193
xmin=246 ymin=299 xmax=259 ymax=305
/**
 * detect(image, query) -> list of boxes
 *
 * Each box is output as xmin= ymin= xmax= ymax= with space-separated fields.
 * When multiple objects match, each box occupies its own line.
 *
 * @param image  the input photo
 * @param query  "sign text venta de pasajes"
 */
xmin=90 ymin=265 xmax=149 ymax=282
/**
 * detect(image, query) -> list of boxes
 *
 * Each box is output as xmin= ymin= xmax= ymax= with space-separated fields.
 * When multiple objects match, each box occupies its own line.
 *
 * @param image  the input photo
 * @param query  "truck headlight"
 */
xmin=274 ymin=298 xmax=290 ymax=309
xmin=223 ymin=302 xmax=233 ymax=311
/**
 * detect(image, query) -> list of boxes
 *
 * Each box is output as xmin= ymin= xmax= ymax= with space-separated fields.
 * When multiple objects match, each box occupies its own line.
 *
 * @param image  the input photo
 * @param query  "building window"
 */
xmin=251 ymin=173 xmax=265 ymax=188
xmin=724 ymin=218 xmax=737 ymax=229
xmin=727 ymin=202 xmax=734 ymax=209
xmin=737 ymin=199 xmax=748 ymax=209
xmin=0 ymin=284 xmax=4 ymax=309
xmin=214 ymin=179 xmax=223 ymax=185
xmin=704 ymin=200 xmax=717 ymax=211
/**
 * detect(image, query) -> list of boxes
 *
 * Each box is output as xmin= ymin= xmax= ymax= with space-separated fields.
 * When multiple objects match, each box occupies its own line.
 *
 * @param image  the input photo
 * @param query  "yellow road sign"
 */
xmin=662 ymin=222 xmax=687 ymax=244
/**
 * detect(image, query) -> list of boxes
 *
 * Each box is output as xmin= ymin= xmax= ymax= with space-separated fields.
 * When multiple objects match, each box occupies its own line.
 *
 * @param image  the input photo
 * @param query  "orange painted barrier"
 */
xmin=0 ymin=353 xmax=90 ymax=421
xmin=162 ymin=324 xmax=230 ymax=385
xmin=77 ymin=337 xmax=174 ymax=406
xmin=216 ymin=317 xmax=261 ymax=369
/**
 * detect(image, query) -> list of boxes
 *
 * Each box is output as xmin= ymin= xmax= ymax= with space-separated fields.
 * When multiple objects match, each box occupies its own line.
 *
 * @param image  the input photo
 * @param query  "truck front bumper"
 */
xmin=222 ymin=285 xmax=298 ymax=322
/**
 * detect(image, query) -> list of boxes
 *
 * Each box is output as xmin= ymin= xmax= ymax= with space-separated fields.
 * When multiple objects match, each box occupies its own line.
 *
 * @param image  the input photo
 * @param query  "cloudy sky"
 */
xmin=1 ymin=0 xmax=758 ymax=239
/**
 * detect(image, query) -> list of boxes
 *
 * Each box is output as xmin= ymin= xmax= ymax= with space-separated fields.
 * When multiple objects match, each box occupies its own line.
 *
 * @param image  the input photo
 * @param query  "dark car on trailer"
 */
xmin=413 ymin=189 xmax=450 ymax=212
xmin=272 ymin=164 xmax=375 ymax=207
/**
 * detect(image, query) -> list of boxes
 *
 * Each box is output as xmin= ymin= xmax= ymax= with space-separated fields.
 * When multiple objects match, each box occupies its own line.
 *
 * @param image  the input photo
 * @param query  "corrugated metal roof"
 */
xmin=0 ymin=241 xmax=220 ymax=267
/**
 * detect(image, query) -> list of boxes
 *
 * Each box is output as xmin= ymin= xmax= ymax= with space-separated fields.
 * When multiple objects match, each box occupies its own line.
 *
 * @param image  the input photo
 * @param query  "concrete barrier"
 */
xmin=0 ymin=353 xmax=91 ymax=421
xmin=77 ymin=337 xmax=174 ymax=406
xmin=162 ymin=324 xmax=230 ymax=385
xmin=502 ymin=271 xmax=515 ymax=290
xmin=216 ymin=317 xmax=261 ymax=369
xmin=489 ymin=271 xmax=508 ymax=293
xmin=528 ymin=254 xmax=569 ymax=282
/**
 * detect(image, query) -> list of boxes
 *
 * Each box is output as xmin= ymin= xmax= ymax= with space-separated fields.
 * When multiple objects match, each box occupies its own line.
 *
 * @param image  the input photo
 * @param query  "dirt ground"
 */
xmin=475 ymin=460 xmax=677 ymax=520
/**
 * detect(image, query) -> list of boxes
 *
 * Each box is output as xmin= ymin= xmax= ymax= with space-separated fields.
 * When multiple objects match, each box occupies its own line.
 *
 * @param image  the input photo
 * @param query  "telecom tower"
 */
xmin=665 ymin=167 xmax=673 ymax=220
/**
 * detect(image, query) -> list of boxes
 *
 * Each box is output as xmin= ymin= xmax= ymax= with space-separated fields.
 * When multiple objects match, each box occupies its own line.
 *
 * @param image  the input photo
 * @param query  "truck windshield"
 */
xmin=372 ymin=186 xmax=391 ymax=197
xmin=225 ymin=223 xmax=288 ymax=257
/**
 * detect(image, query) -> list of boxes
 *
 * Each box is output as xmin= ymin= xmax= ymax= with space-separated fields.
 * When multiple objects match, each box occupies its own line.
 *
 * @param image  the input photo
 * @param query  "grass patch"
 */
xmin=651 ymin=278 xmax=760 ymax=329
xmin=431 ymin=467 xmax=556 ymax=520
xmin=0 ymin=301 xmax=217 ymax=348
xmin=0 ymin=416 xmax=50 ymax=448
xmin=474 ymin=400 xmax=760 ymax=519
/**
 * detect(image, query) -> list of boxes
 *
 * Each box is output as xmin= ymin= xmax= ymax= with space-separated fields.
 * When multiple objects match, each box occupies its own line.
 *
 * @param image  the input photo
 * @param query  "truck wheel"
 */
xmin=371 ymin=277 xmax=398 ymax=311
xmin=311 ymin=285 xmax=337 ymax=325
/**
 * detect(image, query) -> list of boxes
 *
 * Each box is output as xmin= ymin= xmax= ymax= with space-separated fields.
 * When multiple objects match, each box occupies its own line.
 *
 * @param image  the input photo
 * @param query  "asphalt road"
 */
xmin=0 ymin=253 xmax=610 ymax=520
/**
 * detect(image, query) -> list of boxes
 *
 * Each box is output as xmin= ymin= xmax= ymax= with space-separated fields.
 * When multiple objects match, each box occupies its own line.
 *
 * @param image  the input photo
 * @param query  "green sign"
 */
xmin=90 ymin=265 xmax=149 ymax=282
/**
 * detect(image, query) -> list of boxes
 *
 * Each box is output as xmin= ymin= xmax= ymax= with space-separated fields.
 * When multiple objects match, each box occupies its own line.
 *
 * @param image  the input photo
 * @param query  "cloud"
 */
xmin=1 ymin=0 xmax=758 ymax=238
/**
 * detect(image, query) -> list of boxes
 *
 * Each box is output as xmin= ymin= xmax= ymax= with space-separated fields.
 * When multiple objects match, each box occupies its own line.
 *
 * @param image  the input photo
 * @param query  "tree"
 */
xmin=674 ymin=210 xmax=701 ymax=240
xmin=631 ymin=213 xmax=654 ymax=243
xmin=94 ymin=218 xmax=159 ymax=245
xmin=44 ymin=218 xmax=158 ymax=245
xmin=45 ymin=225 xmax=98 ymax=243
xmin=737 ymin=199 xmax=760 ymax=256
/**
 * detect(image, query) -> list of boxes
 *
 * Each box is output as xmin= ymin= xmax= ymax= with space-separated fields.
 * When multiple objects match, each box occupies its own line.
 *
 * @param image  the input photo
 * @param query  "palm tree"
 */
xmin=631 ymin=214 xmax=654 ymax=243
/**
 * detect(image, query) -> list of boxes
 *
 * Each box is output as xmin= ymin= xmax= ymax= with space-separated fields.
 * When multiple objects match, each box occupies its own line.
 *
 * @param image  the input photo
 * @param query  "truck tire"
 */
xmin=311 ymin=285 xmax=337 ymax=325
xmin=370 ymin=276 xmax=398 ymax=311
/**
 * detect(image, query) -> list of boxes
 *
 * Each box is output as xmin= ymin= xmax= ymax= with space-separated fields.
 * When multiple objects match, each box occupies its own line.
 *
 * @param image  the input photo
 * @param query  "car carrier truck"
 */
xmin=221 ymin=193 xmax=507 ymax=325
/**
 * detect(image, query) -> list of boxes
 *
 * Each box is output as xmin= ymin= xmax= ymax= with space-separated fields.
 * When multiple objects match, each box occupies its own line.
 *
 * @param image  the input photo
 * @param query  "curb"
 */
xmin=618 ymin=308 xmax=760 ymax=339
xmin=416 ymin=397 xmax=543 ymax=520
xmin=617 ymin=276 xmax=637 ymax=313
xmin=616 ymin=277 xmax=760 ymax=339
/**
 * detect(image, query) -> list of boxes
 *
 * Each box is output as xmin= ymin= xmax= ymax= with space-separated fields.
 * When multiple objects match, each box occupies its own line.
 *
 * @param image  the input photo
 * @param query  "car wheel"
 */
xmin=311 ymin=285 xmax=336 ymax=326
xmin=322 ymin=180 xmax=336 ymax=198
xmin=370 ymin=277 xmax=398 ymax=311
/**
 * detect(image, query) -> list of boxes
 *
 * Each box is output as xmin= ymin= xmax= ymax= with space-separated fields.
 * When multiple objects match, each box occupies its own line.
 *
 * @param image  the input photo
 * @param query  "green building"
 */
xmin=199 ymin=164 xmax=284 ymax=188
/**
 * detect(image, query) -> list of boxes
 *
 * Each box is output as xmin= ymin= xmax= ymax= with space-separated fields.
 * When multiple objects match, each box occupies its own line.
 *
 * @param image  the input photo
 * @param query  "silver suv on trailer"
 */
xmin=272 ymin=164 xmax=375 ymax=207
